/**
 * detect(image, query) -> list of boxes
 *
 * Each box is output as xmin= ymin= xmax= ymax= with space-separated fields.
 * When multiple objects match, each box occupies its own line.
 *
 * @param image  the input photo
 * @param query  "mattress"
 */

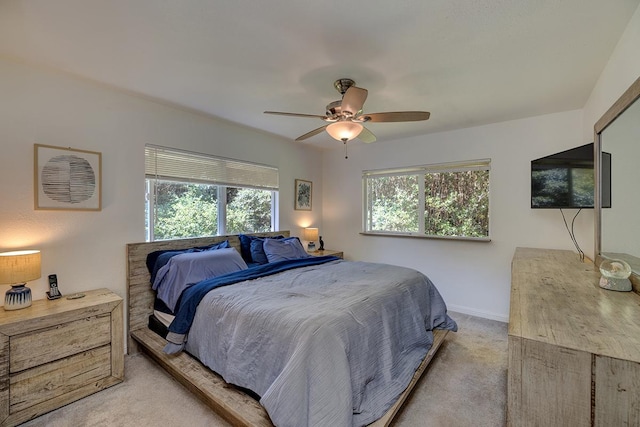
xmin=154 ymin=309 xmax=174 ymax=327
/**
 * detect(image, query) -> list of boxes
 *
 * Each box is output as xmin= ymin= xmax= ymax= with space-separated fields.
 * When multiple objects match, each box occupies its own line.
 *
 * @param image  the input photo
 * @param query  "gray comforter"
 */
xmin=184 ymin=259 xmax=457 ymax=427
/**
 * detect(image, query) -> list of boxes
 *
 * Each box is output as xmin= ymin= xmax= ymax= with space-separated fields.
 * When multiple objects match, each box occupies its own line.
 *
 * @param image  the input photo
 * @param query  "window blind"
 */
xmin=363 ymin=159 xmax=491 ymax=178
xmin=145 ymin=145 xmax=279 ymax=191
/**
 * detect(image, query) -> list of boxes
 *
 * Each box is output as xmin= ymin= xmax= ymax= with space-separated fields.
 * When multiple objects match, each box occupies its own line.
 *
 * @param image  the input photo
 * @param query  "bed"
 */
xmin=126 ymin=231 xmax=457 ymax=427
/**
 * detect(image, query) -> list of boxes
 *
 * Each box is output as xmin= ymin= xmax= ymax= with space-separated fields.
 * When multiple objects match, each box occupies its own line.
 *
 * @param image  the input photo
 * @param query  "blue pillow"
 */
xmin=239 ymin=234 xmax=284 ymax=263
xmin=198 ymin=240 xmax=230 ymax=251
xmin=152 ymin=247 xmax=248 ymax=312
xmin=146 ymin=240 xmax=230 ymax=283
xmin=238 ymin=234 xmax=255 ymax=263
xmin=151 ymin=250 xmax=194 ymax=283
xmin=263 ymin=237 xmax=312 ymax=263
xmin=250 ymin=239 xmax=269 ymax=265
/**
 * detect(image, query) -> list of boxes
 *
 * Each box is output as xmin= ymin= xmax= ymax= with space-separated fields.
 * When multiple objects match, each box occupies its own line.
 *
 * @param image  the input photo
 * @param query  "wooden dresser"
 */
xmin=508 ymin=248 xmax=640 ymax=426
xmin=0 ymin=288 xmax=124 ymax=426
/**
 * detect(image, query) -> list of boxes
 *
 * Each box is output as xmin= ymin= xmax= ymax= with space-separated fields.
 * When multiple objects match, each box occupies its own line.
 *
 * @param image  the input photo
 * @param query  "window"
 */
xmin=363 ymin=159 xmax=490 ymax=240
xmin=145 ymin=145 xmax=279 ymax=241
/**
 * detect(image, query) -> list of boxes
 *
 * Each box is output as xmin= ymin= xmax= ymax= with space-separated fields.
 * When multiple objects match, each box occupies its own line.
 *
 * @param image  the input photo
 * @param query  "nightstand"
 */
xmin=0 ymin=288 xmax=123 ymax=426
xmin=309 ymin=249 xmax=343 ymax=259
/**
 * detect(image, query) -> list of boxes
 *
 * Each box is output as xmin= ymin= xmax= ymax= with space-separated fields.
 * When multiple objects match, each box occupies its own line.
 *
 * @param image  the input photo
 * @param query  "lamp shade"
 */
xmin=303 ymin=228 xmax=319 ymax=242
xmin=326 ymin=121 xmax=363 ymax=142
xmin=0 ymin=250 xmax=42 ymax=285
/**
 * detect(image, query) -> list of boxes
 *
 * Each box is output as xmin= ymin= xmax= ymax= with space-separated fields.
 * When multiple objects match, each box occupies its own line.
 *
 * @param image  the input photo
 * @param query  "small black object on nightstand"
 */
xmin=46 ymin=274 xmax=62 ymax=300
xmin=318 ymin=236 xmax=325 ymax=251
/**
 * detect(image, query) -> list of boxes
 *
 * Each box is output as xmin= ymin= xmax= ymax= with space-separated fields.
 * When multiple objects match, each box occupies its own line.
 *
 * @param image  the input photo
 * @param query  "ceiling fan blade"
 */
xmin=361 ymin=111 xmax=431 ymax=123
xmin=264 ymin=111 xmax=327 ymax=119
xmin=341 ymin=86 xmax=368 ymax=116
xmin=295 ymin=125 xmax=328 ymax=141
xmin=357 ymin=126 xmax=377 ymax=143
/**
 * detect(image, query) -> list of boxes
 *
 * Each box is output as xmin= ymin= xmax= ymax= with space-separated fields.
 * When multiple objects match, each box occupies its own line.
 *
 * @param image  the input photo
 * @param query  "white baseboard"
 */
xmin=447 ymin=304 xmax=509 ymax=323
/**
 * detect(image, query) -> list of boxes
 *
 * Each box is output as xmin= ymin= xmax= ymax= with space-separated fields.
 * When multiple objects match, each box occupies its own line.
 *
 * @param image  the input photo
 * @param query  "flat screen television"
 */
xmin=531 ymin=143 xmax=611 ymax=209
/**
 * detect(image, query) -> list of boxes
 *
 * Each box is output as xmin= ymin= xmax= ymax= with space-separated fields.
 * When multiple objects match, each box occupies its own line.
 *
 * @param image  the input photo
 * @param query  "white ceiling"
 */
xmin=1 ymin=0 xmax=639 ymax=148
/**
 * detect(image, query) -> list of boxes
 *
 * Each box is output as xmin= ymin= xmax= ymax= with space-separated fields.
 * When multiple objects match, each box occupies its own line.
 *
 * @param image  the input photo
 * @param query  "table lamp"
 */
xmin=303 ymin=228 xmax=319 ymax=251
xmin=0 ymin=250 xmax=41 ymax=310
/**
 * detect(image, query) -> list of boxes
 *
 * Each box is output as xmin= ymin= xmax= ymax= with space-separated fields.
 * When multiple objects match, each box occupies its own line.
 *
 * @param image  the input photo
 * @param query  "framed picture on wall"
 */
xmin=294 ymin=179 xmax=312 ymax=211
xmin=34 ymin=144 xmax=102 ymax=211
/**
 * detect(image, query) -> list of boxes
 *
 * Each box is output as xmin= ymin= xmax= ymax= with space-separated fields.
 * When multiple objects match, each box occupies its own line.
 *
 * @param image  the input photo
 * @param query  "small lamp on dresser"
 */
xmin=303 ymin=227 xmax=319 ymax=252
xmin=0 ymin=250 xmax=41 ymax=310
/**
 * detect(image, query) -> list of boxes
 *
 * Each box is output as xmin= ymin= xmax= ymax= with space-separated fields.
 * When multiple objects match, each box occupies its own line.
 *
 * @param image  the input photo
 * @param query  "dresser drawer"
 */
xmin=9 ymin=313 xmax=111 ymax=373
xmin=9 ymin=345 xmax=111 ymax=413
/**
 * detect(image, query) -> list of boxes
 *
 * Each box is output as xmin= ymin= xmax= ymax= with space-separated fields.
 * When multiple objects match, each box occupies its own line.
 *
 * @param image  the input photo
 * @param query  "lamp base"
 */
xmin=307 ymin=242 xmax=316 ymax=252
xmin=4 ymin=284 xmax=32 ymax=310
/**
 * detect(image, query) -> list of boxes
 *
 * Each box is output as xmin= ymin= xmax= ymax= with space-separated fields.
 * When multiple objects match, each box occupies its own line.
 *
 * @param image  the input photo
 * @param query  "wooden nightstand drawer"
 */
xmin=10 ymin=314 xmax=111 ymax=373
xmin=10 ymin=345 xmax=111 ymax=413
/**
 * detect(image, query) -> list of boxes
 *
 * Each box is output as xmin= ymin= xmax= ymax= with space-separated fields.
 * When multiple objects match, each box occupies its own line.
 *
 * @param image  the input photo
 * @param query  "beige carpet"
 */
xmin=21 ymin=312 xmax=507 ymax=427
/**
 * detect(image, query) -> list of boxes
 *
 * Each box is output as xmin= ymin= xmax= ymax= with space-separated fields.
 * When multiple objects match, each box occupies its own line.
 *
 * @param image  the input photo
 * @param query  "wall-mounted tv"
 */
xmin=531 ymin=143 xmax=611 ymax=209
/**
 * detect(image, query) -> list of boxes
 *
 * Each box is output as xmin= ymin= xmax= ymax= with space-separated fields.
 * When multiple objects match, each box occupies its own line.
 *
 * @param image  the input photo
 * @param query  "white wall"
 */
xmin=321 ymin=3 xmax=640 ymax=322
xmin=322 ymin=110 xmax=587 ymax=321
xmin=0 ymin=58 xmax=324 ymax=309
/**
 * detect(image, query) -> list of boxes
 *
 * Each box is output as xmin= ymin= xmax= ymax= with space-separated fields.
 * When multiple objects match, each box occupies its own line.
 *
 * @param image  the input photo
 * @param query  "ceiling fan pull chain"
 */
xmin=344 ymin=140 xmax=348 ymax=159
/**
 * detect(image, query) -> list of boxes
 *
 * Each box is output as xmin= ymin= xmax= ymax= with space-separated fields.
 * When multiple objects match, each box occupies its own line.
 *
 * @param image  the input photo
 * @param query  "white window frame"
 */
xmin=362 ymin=159 xmax=491 ymax=242
xmin=145 ymin=145 xmax=279 ymax=241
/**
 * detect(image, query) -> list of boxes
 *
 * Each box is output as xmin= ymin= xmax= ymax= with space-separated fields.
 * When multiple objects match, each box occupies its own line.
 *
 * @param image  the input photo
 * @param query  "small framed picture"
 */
xmin=34 ymin=144 xmax=102 ymax=211
xmin=295 ymin=179 xmax=312 ymax=211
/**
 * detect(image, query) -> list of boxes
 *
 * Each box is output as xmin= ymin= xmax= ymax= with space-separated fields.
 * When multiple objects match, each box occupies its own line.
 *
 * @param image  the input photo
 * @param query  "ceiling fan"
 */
xmin=264 ymin=78 xmax=430 ymax=146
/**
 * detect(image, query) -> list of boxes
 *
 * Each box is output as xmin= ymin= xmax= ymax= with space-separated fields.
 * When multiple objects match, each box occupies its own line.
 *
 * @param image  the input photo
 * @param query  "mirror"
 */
xmin=595 ymin=76 xmax=640 ymax=291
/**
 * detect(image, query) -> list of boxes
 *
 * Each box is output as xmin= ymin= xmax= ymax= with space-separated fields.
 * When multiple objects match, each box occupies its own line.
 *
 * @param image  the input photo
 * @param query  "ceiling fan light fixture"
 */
xmin=265 ymin=78 xmax=429 ymax=144
xmin=326 ymin=121 xmax=363 ymax=142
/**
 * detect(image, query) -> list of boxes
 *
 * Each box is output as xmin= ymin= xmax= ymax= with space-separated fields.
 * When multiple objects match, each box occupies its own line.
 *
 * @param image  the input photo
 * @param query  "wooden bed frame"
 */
xmin=126 ymin=231 xmax=448 ymax=427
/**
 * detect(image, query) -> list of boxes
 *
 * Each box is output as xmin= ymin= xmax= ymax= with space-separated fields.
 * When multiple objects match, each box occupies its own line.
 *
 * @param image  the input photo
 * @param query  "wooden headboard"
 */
xmin=126 ymin=231 xmax=289 ymax=353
